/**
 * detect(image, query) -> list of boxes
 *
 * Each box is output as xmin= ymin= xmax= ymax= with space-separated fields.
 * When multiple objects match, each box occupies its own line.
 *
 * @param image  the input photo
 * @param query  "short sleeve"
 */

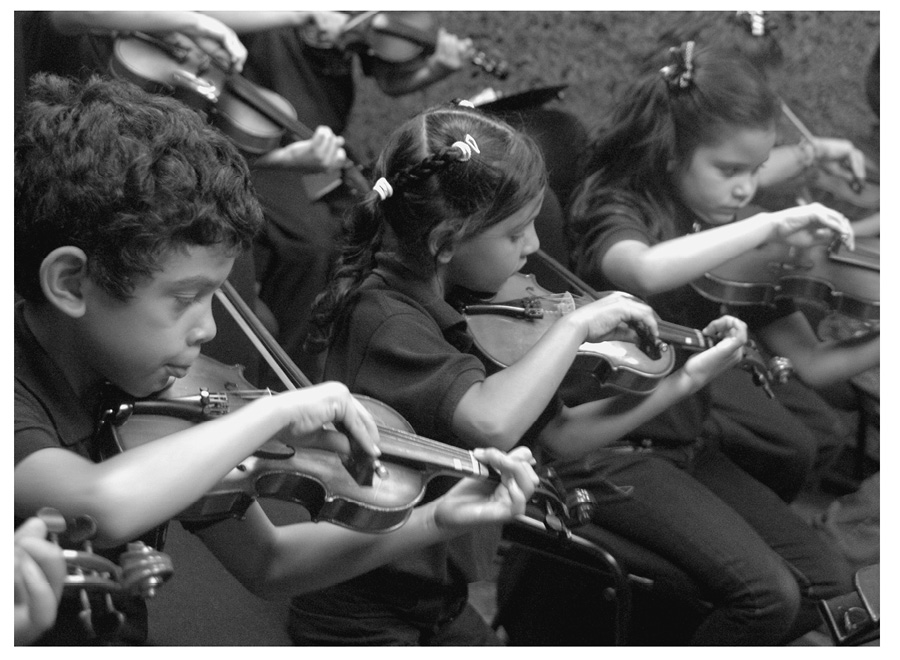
xmin=354 ymin=310 xmax=486 ymax=444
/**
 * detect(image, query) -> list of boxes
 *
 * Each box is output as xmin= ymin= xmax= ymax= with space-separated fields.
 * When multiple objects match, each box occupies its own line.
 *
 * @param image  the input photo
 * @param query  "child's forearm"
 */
xmin=198 ymin=499 xmax=462 ymax=598
xmin=793 ymin=334 xmax=880 ymax=388
xmin=541 ymin=369 xmax=697 ymax=460
xmin=453 ymin=313 xmax=590 ymax=450
xmin=51 ymin=11 xmax=210 ymax=36
xmin=15 ymin=395 xmax=302 ymax=546
xmin=201 ymin=11 xmax=312 ymax=33
xmin=605 ymin=216 xmax=776 ymax=296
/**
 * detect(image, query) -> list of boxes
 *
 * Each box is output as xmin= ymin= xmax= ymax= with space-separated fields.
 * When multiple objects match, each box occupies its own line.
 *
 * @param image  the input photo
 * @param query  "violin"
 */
xmin=460 ymin=250 xmax=790 ymax=405
xmin=692 ymin=236 xmax=880 ymax=328
xmin=35 ymin=507 xmax=173 ymax=639
xmin=95 ymin=281 xmax=593 ymax=533
xmin=314 ymin=11 xmax=508 ymax=79
xmin=109 ymin=32 xmax=371 ymax=201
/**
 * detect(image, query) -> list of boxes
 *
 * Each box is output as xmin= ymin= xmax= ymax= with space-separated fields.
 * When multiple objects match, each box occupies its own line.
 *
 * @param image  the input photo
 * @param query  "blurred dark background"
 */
xmin=345 ymin=11 xmax=880 ymax=175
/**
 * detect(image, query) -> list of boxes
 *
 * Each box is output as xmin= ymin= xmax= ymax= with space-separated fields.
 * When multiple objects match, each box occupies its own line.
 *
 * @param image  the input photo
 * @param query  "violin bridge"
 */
xmin=199 ymin=389 xmax=230 ymax=417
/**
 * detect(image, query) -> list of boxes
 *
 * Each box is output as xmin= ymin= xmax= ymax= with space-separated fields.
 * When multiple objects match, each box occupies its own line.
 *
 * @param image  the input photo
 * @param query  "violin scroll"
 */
xmin=36 ymin=507 xmax=174 ymax=599
xmin=35 ymin=507 xmax=173 ymax=639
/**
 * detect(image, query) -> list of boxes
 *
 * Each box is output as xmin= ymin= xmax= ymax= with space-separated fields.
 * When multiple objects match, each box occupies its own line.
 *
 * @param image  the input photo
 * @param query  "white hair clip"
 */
xmin=451 ymin=134 xmax=481 ymax=162
xmin=456 ymin=99 xmax=475 ymax=108
xmin=373 ymin=177 xmax=393 ymax=201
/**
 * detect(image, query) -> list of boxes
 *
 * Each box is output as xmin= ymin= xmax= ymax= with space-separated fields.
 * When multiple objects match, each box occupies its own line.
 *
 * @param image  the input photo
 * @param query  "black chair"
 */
xmin=494 ymin=500 xmax=711 ymax=646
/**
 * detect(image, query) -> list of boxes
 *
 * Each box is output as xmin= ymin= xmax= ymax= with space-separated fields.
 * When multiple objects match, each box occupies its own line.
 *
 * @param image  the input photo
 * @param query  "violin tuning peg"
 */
xmin=65 ymin=515 xmax=100 ymax=545
xmin=566 ymin=488 xmax=598 ymax=528
xmin=36 ymin=507 xmax=68 ymax=535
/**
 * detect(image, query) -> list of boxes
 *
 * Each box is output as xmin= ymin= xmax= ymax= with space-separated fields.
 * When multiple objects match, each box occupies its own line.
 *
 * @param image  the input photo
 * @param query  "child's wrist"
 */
xmin=795 ymin=139 xmax=817 ymax=173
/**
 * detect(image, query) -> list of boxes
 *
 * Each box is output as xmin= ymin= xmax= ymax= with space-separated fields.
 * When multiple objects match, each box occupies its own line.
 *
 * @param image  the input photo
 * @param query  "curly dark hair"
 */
xmin=305 ymin=103 xmax=546 ymax=353
xmin=15 ymin=73 xmax=264 ymax=302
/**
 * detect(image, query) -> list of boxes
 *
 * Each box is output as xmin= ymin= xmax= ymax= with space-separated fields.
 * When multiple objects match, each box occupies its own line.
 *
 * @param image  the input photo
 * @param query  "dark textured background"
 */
xmin=344 ymin=10 xmax=880 ymax=193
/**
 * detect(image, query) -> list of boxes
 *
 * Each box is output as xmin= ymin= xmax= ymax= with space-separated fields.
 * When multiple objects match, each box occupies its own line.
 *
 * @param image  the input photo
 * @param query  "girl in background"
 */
xmin=297 ymin=101 xmax=851 ymax=645
xmin=566 ymin=41 xmax=878 ymax=503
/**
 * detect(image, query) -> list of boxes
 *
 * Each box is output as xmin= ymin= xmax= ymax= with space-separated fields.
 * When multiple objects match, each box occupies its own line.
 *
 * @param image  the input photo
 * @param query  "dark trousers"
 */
xmin=287 ymin=580 xmax=502 ymax=646
xmin=707 ymin=368 xmax=853 ymax=501
xmin=553 ymin=437 xmax=853 ymax=645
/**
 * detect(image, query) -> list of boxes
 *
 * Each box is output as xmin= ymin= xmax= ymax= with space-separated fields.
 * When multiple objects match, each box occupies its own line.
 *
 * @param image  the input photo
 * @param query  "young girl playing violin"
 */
xmin=14 ymin=74 xmax=538 ymax=645
xmin=300 ymin=101 xmax=851 ymax=645
xmin=567 ymin=41 xmax=879 ymax=504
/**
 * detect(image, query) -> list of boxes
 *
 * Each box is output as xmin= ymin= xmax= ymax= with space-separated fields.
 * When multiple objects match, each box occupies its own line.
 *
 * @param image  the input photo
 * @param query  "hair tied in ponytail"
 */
xmin=660 ymin=40 xmax=696 ymax=91
xmin=735 ymin=10 xmax=769 ymax=37
xmin=451 ymin=134 xmax=481 ymax=162
xmin=373 ymin=177 xmax=393 ymax=201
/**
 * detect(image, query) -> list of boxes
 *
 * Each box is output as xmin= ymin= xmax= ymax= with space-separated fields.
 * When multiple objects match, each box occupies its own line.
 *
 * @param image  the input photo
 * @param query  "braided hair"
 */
xmin=306 ymin=103 xmax=546 ymax=353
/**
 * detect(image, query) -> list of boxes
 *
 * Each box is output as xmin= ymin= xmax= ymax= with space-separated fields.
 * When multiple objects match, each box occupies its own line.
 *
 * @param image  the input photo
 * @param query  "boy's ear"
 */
xmin=39 ymin=246 xmax=90 ymax=318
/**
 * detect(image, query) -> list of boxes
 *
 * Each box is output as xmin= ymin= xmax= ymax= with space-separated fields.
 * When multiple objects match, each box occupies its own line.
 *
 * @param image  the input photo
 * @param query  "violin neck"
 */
xmin=376 ymin=425 xmax=494 ymax=480
xmin=224 ymin=74 xmax=314 ymax=141
xmin=224 ymin=73 xmax=372 ymax=197
xmin=373 ymin=16 xmax=437 ymax=50
xmin=657 ymin=321 xmax=714 ymax=352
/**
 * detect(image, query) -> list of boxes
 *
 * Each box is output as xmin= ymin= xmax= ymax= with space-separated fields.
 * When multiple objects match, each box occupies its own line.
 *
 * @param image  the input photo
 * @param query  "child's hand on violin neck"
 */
xmin=767 ymin=202 xmax=855 ymax=251
xmin=433 ymin=28 xmax=474 ymax=70
xmin=255 ymin=126 xmax=347 ymax=173
xmin=682 ymin=315 xmax=748 ymax=391
xmin=808 ymin=136 xmax=867 ymax=184
xmin=573 ymin=292 xmax=659 ymax=344
xmin=276 ymin=382 xmax=381 ymax=459
xmin=307 ymin=11 xmax=350 ymax=42
xmin=433 ymin=446 xmax=540 ymax=529
xmin=183 ymin=14 xmax=248 ymax=73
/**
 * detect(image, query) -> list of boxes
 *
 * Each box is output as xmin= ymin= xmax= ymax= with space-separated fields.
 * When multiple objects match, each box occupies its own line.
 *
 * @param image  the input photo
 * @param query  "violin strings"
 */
xmin=373 ymin=424 xmax=476 ymax=465
xmin=227 ymin=388 xmax=275 ymax=399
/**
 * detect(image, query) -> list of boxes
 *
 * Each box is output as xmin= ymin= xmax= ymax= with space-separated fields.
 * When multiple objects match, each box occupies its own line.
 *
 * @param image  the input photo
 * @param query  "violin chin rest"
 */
xmin=253 ymin=440 xmax=296 ymax=460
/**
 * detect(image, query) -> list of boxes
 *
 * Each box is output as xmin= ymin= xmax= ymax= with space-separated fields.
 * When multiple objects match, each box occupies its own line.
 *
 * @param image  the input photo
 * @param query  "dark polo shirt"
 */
xmin=15 ymin=301 xmax=152 ymax=645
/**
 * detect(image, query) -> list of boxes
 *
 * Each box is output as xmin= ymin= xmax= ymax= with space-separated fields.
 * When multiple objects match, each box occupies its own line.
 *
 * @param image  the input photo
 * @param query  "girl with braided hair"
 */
xmin=292 ymin=102 xmax=845 ymax=645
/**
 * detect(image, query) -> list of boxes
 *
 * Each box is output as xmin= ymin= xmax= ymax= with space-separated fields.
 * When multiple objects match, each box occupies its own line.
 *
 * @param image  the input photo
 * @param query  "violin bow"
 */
xmin=780 ymin=100 xmax=864 ymax=195
xmin=214 ymin=281 xmax=313 ymax=389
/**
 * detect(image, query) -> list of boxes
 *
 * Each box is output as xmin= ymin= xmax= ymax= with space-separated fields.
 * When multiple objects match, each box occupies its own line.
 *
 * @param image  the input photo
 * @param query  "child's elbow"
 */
xmin=627 ymin=267 xmax=670 ymax=299
xmin=460 ymin=417 xmax=522 ymax=452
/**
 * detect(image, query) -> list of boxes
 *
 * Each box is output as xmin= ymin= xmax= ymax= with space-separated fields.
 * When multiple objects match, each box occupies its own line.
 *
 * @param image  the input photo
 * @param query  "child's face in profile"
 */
xmin=444 ymin=191 xmax=543 ymax=294
xmin=77 ymin=245 xmax=235 ymax=396
xmin=675 ymin=124 xmax=776 ymax=226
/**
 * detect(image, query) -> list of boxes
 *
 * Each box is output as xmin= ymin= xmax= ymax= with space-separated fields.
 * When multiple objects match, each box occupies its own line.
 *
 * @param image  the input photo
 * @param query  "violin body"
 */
xmin=692 ymin=237 xmax=879 ymax=325
xmin=110 ymin=35 xmax=278 ymax=153
xmin=462 ymin=272 xmax=678 ymax=405
xmin=463 ymin=262 xmax=791 ymax=404
xmin=328 ymin=11 xmax=509 ymax=79
xmin=110 ymin=33 xmax=368 ymax=200
xmin=97 ymin=355 xmax=504 ymax=533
